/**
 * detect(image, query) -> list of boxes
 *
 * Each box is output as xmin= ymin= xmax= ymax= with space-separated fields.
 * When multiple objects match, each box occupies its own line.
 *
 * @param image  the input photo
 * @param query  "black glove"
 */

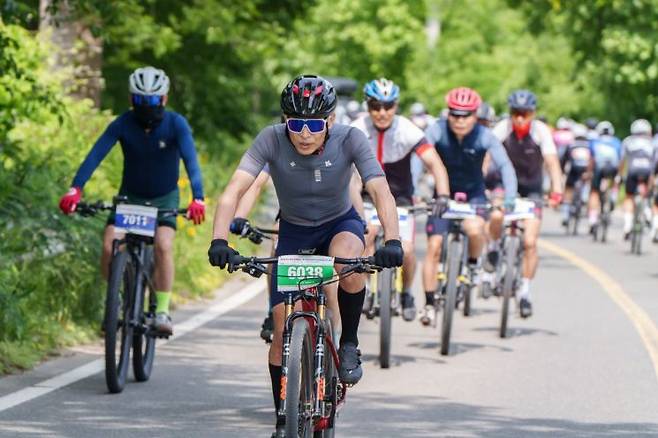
xmin=432 ymin=195 xmax=450 ymax=217
xmin=229 ymin=217 xmax=249 ymax=236
xmin=208 ymin=239 xmax=240 ymax=270
xmin=374 ymin=239 xmax=404 ymax=268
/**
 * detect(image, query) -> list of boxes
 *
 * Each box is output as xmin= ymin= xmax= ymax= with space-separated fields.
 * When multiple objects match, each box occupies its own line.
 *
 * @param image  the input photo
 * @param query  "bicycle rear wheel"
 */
xmin=105 ymin=250 xmax=134 ymax=394
xmin=500 ymin=236 xmax=518 ymax=338
xmin=378 ymin=268 xmax=393 ymax=368
xmin=441 ymin=239 xmax=460 ymax=356
xmin=631 ymin=203 xmax=643 ymax=255
xmin=133 ymin=247 xmax=156 ymax=382
xmin=285 ymin=318 xmax=315 ymax=438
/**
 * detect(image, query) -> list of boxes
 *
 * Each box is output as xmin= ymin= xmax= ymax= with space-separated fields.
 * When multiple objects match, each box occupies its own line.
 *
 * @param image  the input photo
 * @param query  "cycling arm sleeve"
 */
xmin=176 ymin=115 xmax=204 ymax=199
xmin=71 ymin=118 xmax=121 ymax=189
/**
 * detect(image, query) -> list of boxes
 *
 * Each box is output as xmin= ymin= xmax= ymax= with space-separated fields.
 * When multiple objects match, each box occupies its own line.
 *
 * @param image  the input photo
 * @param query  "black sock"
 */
xmin=338 ymin=286 xmax=365 ymax=346
xmin=425 ymin=291 xmax=435 ymax=306
xmin=269 ymin=363 xmax=284 ymax=426
xmin=468 ymin=257 xmax=478 ymax=265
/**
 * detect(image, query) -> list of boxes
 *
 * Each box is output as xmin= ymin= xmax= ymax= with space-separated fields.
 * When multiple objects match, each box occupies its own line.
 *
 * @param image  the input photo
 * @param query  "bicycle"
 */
xmin=230 ymin=254 xmax=381 ymax=437
xmin=630 ymin=179 xmax=651 ymax=255
xmin=564 ymin=178 xmax=588 ymax=236
xmin=435 ymin=194 xmax=482 ymax=355
xmin=591 ymin=174 xmax=617 ymax=243
xmin=497 ymin=199 xmax=536 ymax=338
xmin=361 ymin=203 xmax=421 ymax=368
xmin=76 ymin=198 xmax=187 ymax=394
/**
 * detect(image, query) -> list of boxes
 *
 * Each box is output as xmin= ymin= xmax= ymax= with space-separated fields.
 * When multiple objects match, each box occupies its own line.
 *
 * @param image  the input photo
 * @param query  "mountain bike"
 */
xmin=436 ymin=195 xmax=481 ymax=355
xmin=76 ymin=198 xmax=187 ymax=394
xmin=497 ymin=199 xmax=536 ymax=338
xmin=231 ymin=254 xmax=381 ymax=437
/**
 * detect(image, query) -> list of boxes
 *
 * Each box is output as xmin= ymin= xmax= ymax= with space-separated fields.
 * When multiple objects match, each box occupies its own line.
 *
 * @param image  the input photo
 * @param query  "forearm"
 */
xmin=546 ymin=156 xmax=563 ymax=193
xmin=234 ymin=171 xmax=268 ymax=218
xmin=211 ymin=171 xmax=254 ymax=240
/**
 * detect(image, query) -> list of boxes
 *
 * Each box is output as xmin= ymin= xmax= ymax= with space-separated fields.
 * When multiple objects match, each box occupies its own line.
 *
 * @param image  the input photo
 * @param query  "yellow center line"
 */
xmin=539 ymin=239 xmax=658 ymax=383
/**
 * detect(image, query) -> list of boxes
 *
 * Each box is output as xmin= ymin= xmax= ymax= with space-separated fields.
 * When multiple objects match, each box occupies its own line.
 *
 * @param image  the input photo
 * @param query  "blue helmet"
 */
xmin=364 ymin=78 xmax=400 ymax=102
xmin=507 ymin=89 xmax=537 ymax=111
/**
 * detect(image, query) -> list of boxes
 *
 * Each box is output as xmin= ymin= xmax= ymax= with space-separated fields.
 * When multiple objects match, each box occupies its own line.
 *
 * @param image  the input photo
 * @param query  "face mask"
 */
xmin=512 ymin=121 xmax=531 ymax=140
xmin=133 ymin=105 xmax=165 ymax=129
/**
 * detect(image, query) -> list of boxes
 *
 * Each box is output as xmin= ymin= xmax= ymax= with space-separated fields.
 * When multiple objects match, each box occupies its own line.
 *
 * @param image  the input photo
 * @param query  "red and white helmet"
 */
xmin=445 ymin=87 xmax=482 ymax=112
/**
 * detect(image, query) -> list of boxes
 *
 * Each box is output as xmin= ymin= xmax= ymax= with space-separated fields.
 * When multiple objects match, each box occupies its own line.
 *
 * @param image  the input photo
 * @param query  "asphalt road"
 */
xmin=1 ymin=210 xmax=657 ymax=437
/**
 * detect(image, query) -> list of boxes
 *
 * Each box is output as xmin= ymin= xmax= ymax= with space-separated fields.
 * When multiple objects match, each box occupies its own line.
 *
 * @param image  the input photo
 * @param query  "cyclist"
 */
xmin=588 ymin=121 xmax=622 ymax=234
xmin=553 ymin=117 xmax=574 ymax=161
xmin=351 ymin=79 xmax=450 ymax=321
xmin=490 ymin=89 xmax=562 ymax=318
xmin=559 ymin=123 xmax=592 ymax=228
xmin=476 ymin=102 xmax=496 ymax=128
xmin=619 ymin=119 xmax=654 ymax=240
xmin=585 ymin=117 xmax=599 ymax=140
xmin=409 ymin=101 xmax=436 ymax=131
xmin=421 ymin=87 xmax=517 ymax=326
xmin=58 ymin=66 xmax=206 ymax=336
xmin=207 ymin=75 xmax=403 ymax=436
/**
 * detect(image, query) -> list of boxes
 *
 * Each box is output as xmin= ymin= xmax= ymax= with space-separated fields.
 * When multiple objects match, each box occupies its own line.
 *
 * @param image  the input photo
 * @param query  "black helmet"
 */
xmin=585 ymin=117 xmax=599 ymax=130
xmin=280 ymin=75 xmax=337 ymax=118
xmin=507 ymin=89 xmax=537 ymax=111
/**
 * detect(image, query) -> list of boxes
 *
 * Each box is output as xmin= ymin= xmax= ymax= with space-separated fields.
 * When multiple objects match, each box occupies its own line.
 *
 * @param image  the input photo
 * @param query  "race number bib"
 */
xmin=442 ymin=201 xmax=477 ymax=220
xmin=277 ymin=255 xmax=335 ymax=292
xmin=115 ymin=204 xmax=158 ymax=237
xmin=504 ymin=199 xmax=536 ymax=221
xmin=364 ymin=204 xmax=414 ymax=241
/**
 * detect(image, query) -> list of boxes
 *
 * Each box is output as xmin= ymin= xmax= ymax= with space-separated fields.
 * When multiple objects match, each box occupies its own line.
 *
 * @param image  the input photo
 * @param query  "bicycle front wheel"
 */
xmin=500 ymin=236 xmax=519 ymax=338
xmin=105 ymin=250 xmax=134 ymax=394
xmin=441 ymin=239 xmax=460 ymax=356
xmin=133 ymin=247 xmax=156 ymax=382
xmin=285 ymin=318 xmax=315 ymax=438
xmin=378 ymin=268 xmax=393 ymax=368
xmin=314 ymin=316 xmax=337 ymax=438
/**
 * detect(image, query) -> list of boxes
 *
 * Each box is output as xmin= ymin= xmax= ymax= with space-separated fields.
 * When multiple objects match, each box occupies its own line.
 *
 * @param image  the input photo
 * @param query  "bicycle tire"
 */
xmin=378 ymin=268 xmax=393 ymax=369
xmin=500 ymin=236 xmax=518 ymax=338
xmin=133 ymin=247 xmax=156 ymax=382
xmin=314 ymin=316 xmax=336 ymax=438
xmin=285 ymin=318 xmax=315 ymax=438
xmin=105 ymin=250 xmax=133 ymax=394
xmin=441 ymin=239 xmax=460 ymax=356
xmin=631 ymin=200 xmax=643 ymax=255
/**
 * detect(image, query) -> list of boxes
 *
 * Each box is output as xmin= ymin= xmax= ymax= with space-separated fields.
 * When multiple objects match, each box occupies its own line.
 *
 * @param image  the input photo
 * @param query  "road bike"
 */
xmin=591 ymin=174 xmax=617 ymax=243
xmin=76 ymin=198 xmax=187 ymax=393
xmin=564 ymin=178 xmax=588 ymax=236
xmin=630 ymin=179 xmax=652 ymax=255
xmin=231 ymin=254 xmax=381 ymax=437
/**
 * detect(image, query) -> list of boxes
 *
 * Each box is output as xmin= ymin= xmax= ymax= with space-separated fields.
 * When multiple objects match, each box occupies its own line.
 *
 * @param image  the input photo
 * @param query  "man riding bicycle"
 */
xmin=619 ymin=119 xmax=655 ymax=241
xmin=207 ymin=75 xmax=402 ymax=437
xmin=421 ymin=87 xmax=517 ymax=326
xmin=58 ymin=66 xmax=205 ymax=336
xmin=588 ymin=121 xmax=622 ymax=234
xmin=490 ymin=90 xmax=562 ymax=318
xmin=559 ymin=123 xmax=593 ymax=229
xmin=351 ymin=78 xmax=450 ymax=321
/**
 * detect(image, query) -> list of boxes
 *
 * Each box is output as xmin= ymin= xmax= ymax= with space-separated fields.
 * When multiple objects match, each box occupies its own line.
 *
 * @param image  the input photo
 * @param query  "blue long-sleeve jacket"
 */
xmin=72 ymin=110 xmax=204 ymax=199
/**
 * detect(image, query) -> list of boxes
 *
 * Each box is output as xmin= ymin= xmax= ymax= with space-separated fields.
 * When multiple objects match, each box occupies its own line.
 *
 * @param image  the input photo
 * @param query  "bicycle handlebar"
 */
xmin=230 ymin=255 xmax=383 ymax=279
xmin=76 ymin=201 xmax=188 ymax=218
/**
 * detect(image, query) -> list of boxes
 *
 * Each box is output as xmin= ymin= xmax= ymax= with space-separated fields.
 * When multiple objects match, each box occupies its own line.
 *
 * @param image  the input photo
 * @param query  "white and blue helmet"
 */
xmin=129 ymin=66 xmax=170 ymax=96
xmin=364 ymin=78 xmax=400 ymax=102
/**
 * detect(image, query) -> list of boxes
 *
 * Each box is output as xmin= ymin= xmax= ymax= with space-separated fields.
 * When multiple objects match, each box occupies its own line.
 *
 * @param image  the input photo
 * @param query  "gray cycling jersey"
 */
xmin=238 ymin=123 xmax=384 ymax=226
xmin=622 ymin=135 xmax=654 ymax=174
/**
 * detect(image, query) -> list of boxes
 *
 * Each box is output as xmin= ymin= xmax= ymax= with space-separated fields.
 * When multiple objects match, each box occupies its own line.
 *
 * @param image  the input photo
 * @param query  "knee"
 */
xmin=155 ymin=236 xmax=174 ymax=257
xmin=524 ymin=238 xmax=537 ymax=253
xmin=339 ymin=274 xmax=365 ymax=293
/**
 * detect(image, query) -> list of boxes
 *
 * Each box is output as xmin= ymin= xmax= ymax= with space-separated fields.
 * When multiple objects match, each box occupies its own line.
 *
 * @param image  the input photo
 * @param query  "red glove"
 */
xmin=59 ymin=187 xmax=82 ymax=214
xmin=187 ymin=199 xmax=205 ymax=225
xmin=549 ymin=192 xmax=563 ymax=208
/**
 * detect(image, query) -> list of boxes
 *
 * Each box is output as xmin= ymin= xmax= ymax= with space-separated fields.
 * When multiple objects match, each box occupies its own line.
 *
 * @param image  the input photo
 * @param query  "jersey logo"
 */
xmin=325 ymin=160 xmax=332 ymax=167
xmin=159 ymin=140 xmax=167 ymax=149
xmin=289 ymin=161 xmax=296 ymax=167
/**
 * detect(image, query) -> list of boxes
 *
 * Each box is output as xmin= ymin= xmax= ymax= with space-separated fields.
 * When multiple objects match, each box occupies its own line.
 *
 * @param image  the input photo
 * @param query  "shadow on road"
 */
xmin=472 ymin=326 xmax=559 ymax=338
xmin=342 ymin=392 xmax=658 ymax=437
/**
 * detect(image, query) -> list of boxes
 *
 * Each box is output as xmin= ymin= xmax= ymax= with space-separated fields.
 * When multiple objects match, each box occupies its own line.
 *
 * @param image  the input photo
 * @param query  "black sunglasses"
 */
xmin=448 ymin=110 xmax=474 ymax=118
xmin=367 ymin=101 xmax=396 ymax=112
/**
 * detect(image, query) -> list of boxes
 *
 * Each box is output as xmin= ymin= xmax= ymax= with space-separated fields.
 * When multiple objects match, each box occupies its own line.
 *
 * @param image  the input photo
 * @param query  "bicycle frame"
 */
xmin=279 ymin=281 xmax=344 ymax=429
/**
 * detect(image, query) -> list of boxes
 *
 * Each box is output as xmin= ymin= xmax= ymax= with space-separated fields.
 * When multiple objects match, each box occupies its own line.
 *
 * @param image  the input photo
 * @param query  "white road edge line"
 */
xmin=0 ymin=277 xmax=266 ymax=413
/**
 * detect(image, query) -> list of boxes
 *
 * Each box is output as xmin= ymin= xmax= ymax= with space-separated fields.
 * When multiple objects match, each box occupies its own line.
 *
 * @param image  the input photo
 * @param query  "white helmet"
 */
xmin=556 ymin=117 xmax=571 ymax=130
xmin=571 ymin=123 xmax=588 ymax=139
xmin=129 ymin=66 xmax=170 ymax=96
xmin=596 ymin=120 xmax=614 ymax=136
xmin=630 ymin=119 xmax=651 ymax=136
xmin=410 ymin=102 xmax=427 ymax=116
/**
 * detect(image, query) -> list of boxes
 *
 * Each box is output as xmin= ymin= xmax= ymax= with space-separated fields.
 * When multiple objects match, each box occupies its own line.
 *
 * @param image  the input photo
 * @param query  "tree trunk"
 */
xmin=39 ymin=0 xmax=103 ymax=107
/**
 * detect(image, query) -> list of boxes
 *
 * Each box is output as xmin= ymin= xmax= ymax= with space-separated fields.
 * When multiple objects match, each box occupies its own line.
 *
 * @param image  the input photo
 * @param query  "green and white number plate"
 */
xmin=277 ymin=255 xmax=335 ymax=292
